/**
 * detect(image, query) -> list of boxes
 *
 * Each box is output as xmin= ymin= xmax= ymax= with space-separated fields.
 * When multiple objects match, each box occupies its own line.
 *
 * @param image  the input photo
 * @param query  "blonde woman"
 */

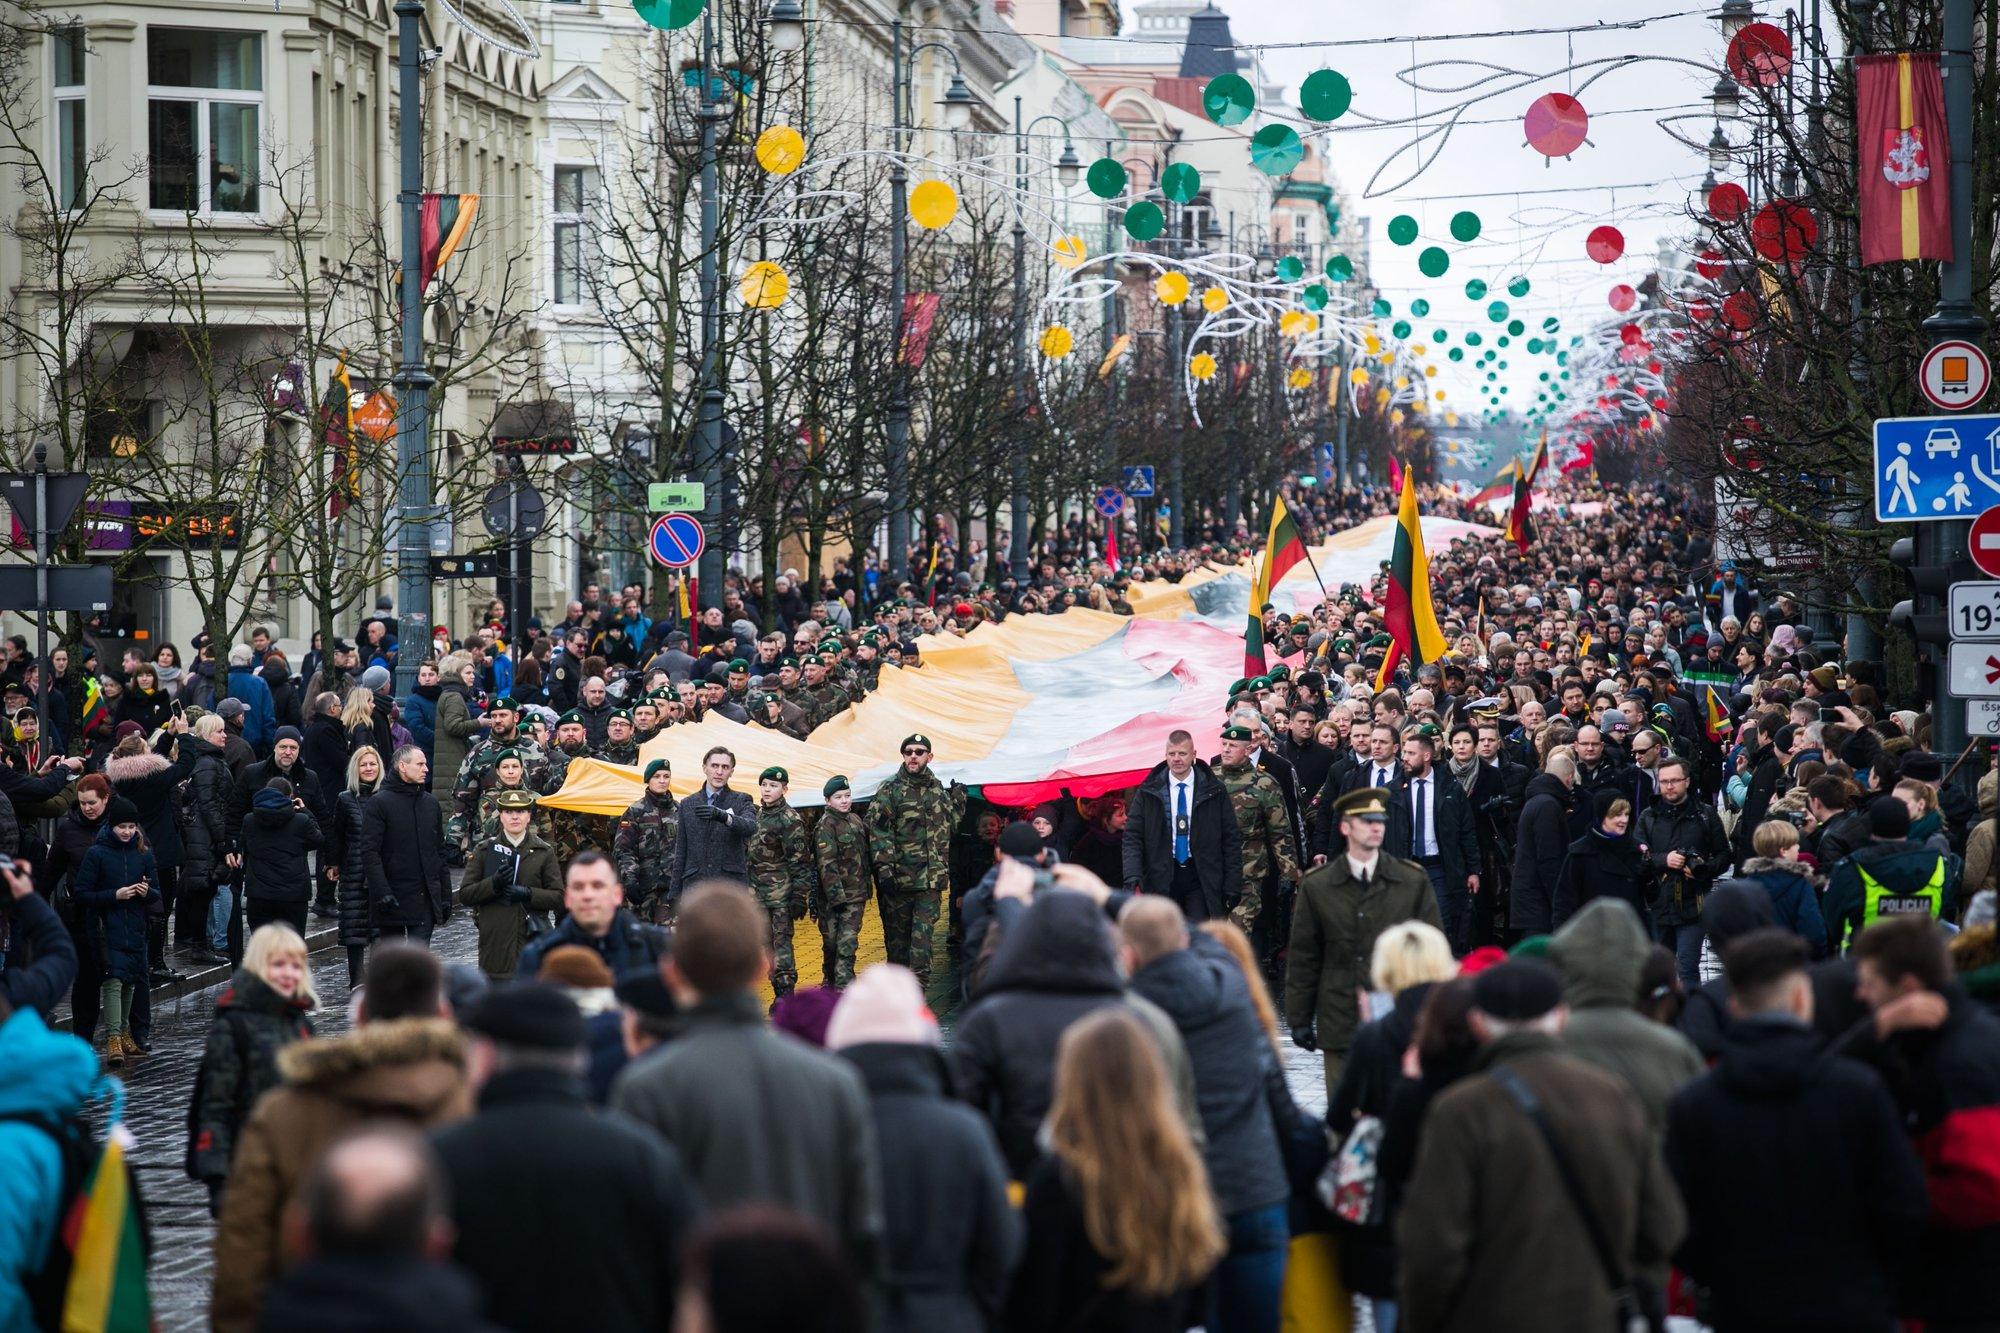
xmin=339 ymin=686 xmax=377 ymax=756
xmin=185 ymin=922 xmax=317 ymax=1216
xmin=327 ymin=746 xmax=384 ymax=988
xmin=1005 ymin=1008 xmax=1224 ymax=1332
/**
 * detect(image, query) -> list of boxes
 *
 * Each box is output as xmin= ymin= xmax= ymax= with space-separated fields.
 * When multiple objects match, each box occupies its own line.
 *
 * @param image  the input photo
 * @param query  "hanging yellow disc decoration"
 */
xmin=1189 ymin=352 xmax=1218 ymax=381
xmin=908 ymin=179 xmax=959 ymax=230
xmin=1053 ymin=236 xmax=1088 ymax=269
xmin=738 ymin=261 xmax=790 ymax=309
xmin=1279 ymin=311 xmax=1308 ymax=337
xmin=1201 ymin=287 xmax=1228 ymax=314
xmin=1375 ymin=387 xmax=1392 ymax=406
xmin=1287 ymin=367 xmax=1312 ymax=390
xmin=1155 ymin=272 xmax=1190 ymax=305
xmin=1349 ymin=367 xmax=1369 ymax=386
xmin=1446 ymin=412 xmax=1460 ymax=426
xmin=1364 ymin=333 xmax=1382 ymax=356
xmin=1435 ymin=389 xmax=1447 ymax=402
xmin=1039 ymin=325 xmax=1075 ymax=359
xmin=1391 ymin=408 xmax=1406 ymax=426
xmin=754 ymin=125 xmax=807 ymax=175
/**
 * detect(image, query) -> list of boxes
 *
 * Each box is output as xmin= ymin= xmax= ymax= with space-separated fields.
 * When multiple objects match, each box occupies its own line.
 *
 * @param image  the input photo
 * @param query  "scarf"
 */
xmin=1448 ymin=754 xmax=1481 ymax=796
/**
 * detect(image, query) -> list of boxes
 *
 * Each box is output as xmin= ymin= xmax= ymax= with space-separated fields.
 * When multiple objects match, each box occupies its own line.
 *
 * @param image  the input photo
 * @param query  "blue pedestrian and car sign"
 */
xmin=1873 ymin=415 xmax=2000 ymax=522
xmin=648 ymin=511 xmax=705 ymax=567
xmin=1121 ymin=465 xmax=1156 ymax=497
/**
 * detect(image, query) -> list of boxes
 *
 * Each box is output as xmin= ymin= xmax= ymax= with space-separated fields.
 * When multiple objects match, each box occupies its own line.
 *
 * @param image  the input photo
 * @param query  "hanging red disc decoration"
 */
xmin=1707 ymin=182 xmax=1751 ymax=223
xmin=1694 ymin=248 xmax=1726 ymax=280
xmin=1608 ymin=284 xmax=1637 ymax=311
xmin=1585 ymin=225 xmax=1625 ymax=264
xmin=1726 ymin=22 xmax=1793 ymax=88
xmin=1750 ymin=200 xmax=1817 ymax=262
xmin=1619 ymin=322 xmax=1645 ymax=345
xmin=1524 ymin=93 xmax=1589 ymax=157
xmin=1721 ymin=291 xmax=1759 ymax=330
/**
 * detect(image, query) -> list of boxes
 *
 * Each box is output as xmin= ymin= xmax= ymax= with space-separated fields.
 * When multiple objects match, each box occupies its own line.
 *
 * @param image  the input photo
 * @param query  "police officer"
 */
xmin=1823 ymin=795 xmax=1961 ymax=954
xmin=614 ymin=759 xmax=679 ymax=925
xmin=868 ymin=733 xmax=962 ymax=987
xmin=746 ymin=766 xmax=813 ymax=998
xmin=1286 ymin=786 xmax=1443 ymax=1099
xmin=813 ymin=775 xmax=882 ymax=989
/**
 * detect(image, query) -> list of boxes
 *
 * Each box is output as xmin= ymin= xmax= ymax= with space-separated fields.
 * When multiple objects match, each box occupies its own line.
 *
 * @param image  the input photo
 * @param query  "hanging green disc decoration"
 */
xmin=1392 ymin=320 xmax=1412 ymax=339
xmin=1466 ymin=332 xmax=1483 ymax=346
xmin=1325 ymin=254 xmax=1353 ymax=282
xmin=1449 ymin=210 xmax=1482 ymax=242
xmin=1465 ymin=278 xmax=1487 ymax=300
xmin=1299 ymin=69 xmax=1353 ymax=121
xmin=1542 ymin=316 xmax=1560 ymax=333
xmin=1301 ymin=283 xmax=1329 ymax=311
xmin=1250 ymin=124 xmax=1305 ymax=176
xmin=1507 ymin=319 xmax=1525 ymax=336
xmin=1431 ymin=328 xmax=1447 ymax=342
xmin=1387 ymin=215 xmax=1419 ymax=246
xmin=1124 ymin=200 xmax=1164 ymax=241
xmin=635 ymin=0 xmax=704 ymax=30
xmin=1487 ymin=301 xmax=1509 ymax=322
xmin=1497 ymin=337 xmax=1511 ymax=348
xmin=1160 ymin=162 xmax=1201 ymax=205
xmin=1085 ymin=158 xmax=1127 ymax=200
xmin=1448 ymin=347 xmax=1464 ymax=362
xmin=1371 ymin=298 xmax=1392 ymax=319
xmin=1418 ymin=246 xmax=1450 ymax=277
xmin=1507 ymin=276 xmax=1531 ymax=298
xmin=1527 ymin=338 xmax=1544 ymax=354
xmin=1202 ymin=73 xmax=1257 ymax=126
xmin=1411 ymin=299 xmax=1430 ymax=317
xmin=1275 ymin=255 xmax=1305 ymax=282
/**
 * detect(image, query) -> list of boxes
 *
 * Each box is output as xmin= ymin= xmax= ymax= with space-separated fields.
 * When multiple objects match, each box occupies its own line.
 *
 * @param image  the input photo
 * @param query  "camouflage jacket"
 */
xmin=852 ymin=659 xmax=882 ymax=696
xmin=1216 ymin=759 xmax=1302 ymax=886
xmin=801 ymin=681 xmax=851 ymax=733
xmin=747 ymin=798 xmax=815 ymax=899
xmin=614 ymin=790 xmax=679 ymax=903
xmin=454 ymin=734 xmax=552 ymax=826
xmin=868 ymin=766 xmax=962 ymax=893
xmin=541 ymin=742 xmax=593 ymax=795
xmin=596 ymin=739 xmax=642 ymax=767
xmin=814 ymin=807 xmax=883 ymax=904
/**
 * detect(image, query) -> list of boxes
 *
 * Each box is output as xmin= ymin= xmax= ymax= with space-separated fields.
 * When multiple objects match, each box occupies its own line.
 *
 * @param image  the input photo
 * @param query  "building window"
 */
xmin=146 ymin=29 xmax=263 ymax=214
xmin=552 ymin=165 xmax=597 ymax=305
xmin=52 ymin=28 xmax=86 ymax=209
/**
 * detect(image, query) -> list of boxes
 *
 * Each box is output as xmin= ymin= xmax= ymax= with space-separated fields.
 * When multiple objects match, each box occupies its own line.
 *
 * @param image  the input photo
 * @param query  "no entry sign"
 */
xmin=648 ymin=512 xmax=705 ymax=568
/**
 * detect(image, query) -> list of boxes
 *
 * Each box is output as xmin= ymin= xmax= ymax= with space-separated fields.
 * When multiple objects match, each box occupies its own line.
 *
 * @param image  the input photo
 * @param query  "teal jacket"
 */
xmin=0 ymin=1007 xmax=101 ymax=1330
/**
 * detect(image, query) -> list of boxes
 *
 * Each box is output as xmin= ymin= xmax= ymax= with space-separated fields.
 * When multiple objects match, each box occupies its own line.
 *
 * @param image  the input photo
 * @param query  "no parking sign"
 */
xmin=648 ymin=512 xmax=706 ymax=567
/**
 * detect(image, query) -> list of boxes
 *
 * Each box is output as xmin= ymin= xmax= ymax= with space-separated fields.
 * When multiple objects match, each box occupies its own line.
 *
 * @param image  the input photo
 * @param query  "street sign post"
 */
xmin=648 ymin=481 xmax=705 ymax=512
xmin=429 ymin=553 xmax=502 ymax=579
xmin=1092 ymin=487 xmax=1126 ymax=517
xmin=1970 ymin=699 xmax=2000 ymax=736
xmin=648 ymin=512 xmax=706 ymax=568
xmin=1946 ymin=641 xmax=2000 ymax=697
xmin=0 ymin=452 xmax=100 ymax=739
xmin=1873 ymin=414 xmax=2000 ymax=521
xmin=1949 ymin=580 xmax=2000 ymax=637
xmin=1920 ymin=340 xmax=1993 ymax=411
xmin=1121 ymin=465 xmax=1156 ymax=498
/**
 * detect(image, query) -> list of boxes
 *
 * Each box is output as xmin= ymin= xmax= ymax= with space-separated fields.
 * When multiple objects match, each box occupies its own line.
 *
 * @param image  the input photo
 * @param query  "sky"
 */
xmin=1116 ymin=0 xmax=1736 ymax=427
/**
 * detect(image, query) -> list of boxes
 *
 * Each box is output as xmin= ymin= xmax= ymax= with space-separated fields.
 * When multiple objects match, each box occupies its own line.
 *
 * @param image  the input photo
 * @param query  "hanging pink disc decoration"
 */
xmin=1707 ymin=183 xmax=1751 ymax=223
xmin=1524 ymin=93 xmax=1590 ymax=157
xmin=1608 ymin=284 xmax=1637 ymax=311
xmin=1585 ymin=225 xmax=1625 ymax=264
xmin=1694 ymin=248 xmax=1726 ymax=280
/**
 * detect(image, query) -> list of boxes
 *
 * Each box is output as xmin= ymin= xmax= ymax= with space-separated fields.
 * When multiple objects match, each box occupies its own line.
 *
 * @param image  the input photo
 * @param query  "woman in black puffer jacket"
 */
xmin=178 ymin=720 xmax=238 ymax=964
xmin=105 ymin=726 xmax=199 ymax=971
xmin=326 ymin=745 xmax=383 ymax=987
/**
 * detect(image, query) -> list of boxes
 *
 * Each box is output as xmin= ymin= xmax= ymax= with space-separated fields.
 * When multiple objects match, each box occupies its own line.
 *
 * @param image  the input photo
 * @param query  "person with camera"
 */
xmin=239 ymin=776 xmax=324 ymax=938
xmin=1635 ymin=755 xmax=1731 ymax=986
xmin=72 ymin=796 xmax=158 ymax=1064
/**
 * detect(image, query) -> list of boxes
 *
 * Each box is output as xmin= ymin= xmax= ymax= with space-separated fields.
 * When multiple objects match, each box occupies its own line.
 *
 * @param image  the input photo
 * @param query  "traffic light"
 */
xmin=1887 ymin=535 xmax=1959 ymax=644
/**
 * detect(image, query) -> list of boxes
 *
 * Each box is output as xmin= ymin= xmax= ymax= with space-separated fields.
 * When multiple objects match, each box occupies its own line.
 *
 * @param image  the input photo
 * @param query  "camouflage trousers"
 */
xmin=878 ymin=885 xmax=942 ymax=988
xmin=819 ymin=894 xmax=867 ymax=989
xmin=754 ymin=882 xmax=799 ymax=997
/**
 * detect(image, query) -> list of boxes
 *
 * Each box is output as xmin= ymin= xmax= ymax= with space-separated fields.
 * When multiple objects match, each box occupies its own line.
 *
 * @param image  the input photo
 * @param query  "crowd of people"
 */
xmin=2 ymin=472 xmax=1999 ymax=1333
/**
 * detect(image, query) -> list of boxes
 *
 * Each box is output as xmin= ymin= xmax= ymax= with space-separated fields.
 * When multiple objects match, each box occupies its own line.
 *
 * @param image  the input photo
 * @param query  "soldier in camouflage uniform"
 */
xmin=450 ymin=696 xmax=551 ymax=859
xmin=1213 ymin=723 xmax=1301 ymax=935
xmin=596 ymin=710 xmax=642 ymax=767
xmin=725 ymin=660 xmax=754 ymax=712
xmin=475 ymin=750 xmax=553 ymax=842
xmin=614 ymin=758 xmax=679 ymax=924
xmin=745 ymin=766 xmax=814 ymax=997
xmin=747 ymin=689 xmax=809 ymax=741
xmin=813 ymin=774 xmax=882 ymax=988
xmin=798 ymin=656 xmax=850 ymax=734
xmin=850 ymin=639 xmax=883 ymax=697
xmin=868 ymin=733 xmax=962 ymax=988
xmin=540 ymin=710 xmax=597 ymax=863
xmin=631 ymin=698 xmax=662 ymax=746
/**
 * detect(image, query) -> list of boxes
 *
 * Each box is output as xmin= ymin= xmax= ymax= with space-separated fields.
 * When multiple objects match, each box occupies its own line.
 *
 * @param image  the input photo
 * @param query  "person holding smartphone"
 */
xmin=72 ymin=796 xmax=159 ymax=1065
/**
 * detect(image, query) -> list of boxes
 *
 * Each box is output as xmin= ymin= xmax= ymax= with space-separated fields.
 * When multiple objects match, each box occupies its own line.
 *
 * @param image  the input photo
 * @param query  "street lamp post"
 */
xmin=886 ymin=23 xmax=974 ymax=588
xmin=1010 ymin=105 xmax=1078 ymax=582
xmin=390 ymin=0 xmax=436 ymax=696
xmin=692 ymin=0 xmax=728 ymax=615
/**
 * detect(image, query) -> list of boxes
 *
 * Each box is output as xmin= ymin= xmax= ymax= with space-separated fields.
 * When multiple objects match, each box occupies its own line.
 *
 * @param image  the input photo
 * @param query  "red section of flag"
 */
xmin=899 ymin=293 xmax=942 ymax=369
xmin=1856 ymin=53 xmax=1952 ymax=265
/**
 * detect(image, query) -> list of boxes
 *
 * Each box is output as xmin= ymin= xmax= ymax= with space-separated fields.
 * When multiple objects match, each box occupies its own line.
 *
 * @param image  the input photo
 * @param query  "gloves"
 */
xmin=702 ymin=804 xmax=729 ymax=822
xmin=1290 ymin=1024 xmax=1318 ymax=1052
xmin=205 ymin=1177 xmax=226 ymax=1220
xmin=376 ymin=893 xmax=401 ymax=914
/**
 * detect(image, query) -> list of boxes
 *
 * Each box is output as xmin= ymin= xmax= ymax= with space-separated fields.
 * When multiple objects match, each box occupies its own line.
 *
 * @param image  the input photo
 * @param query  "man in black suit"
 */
xmin=1123 ymin=730 xmax=1241 ymax=921
xmin=668 ymin=745 xmax=756 ymax=906
xmin=1381 ymin=730 xmax=1482 ymax=953
xmin=1314 ymin=722 xmax=1401 ymax=861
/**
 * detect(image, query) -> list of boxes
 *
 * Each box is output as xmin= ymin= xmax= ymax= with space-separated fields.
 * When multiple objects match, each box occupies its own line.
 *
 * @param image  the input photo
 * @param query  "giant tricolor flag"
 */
xmin=1244 ymin=496 xmax=1308 ymax=674
xmin=419 ymin=193 xmax=480 ymax=293
xmin=1373 ymin=473 xmax=1448 ymax=689
xmin=1856 ymin=53 xmax=1952 ymax=266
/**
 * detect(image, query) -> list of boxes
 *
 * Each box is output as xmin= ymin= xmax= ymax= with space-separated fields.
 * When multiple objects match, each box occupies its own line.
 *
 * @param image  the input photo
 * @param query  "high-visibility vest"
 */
xmin=1843 ymin=854 xmax=1946 ymax=948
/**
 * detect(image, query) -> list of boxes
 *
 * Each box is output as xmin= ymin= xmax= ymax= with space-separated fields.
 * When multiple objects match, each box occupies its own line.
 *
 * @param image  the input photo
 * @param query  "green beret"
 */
xmin=1229 ymin=678 xmax=1249 ymax=695
xmin=609 ymin=709 xmax=633 ymax=723
xmin=491 ymin=788 xmax=537 ymax=810
xmin=1267 ymin=665 xmax=1291 ymax=681
xmin=749 ymin=691 xmax=774 ymax=709
xmin=1248 ymin=675 xmax=1272 ymax=691
xmin=1334 ymin=636 xmax=1356 ymax=652
xmin=823 ymin=775 xmax=850 ymax=799
xmin=556 ymin=710 xmax=584 ymax=728
xmin=760 ymin=766 xmax=789 ymax=784
xmin=644 ymin=759 xmax=671 ymax=782
xmin=900 ymin=733 xmax=933 ymax=752
xmin=779 ymin=656 xmax=800 ymax=669
xmin=489 ymin=696 xmax=519 ymax=712
xmin=1369 ymin=633 xmax=1394 ymax=649
xmin=728 ymin=658 xmax=750 ymax=673
xmin=492 ymin=747 xmax=520 ymax=764
xmin=1219 ymin=724 xmax=1255 ymax=742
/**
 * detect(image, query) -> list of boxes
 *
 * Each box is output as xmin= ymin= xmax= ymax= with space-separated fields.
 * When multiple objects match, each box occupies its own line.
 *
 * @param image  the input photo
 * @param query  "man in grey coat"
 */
xmin=611 ymin=881 xmax=883 ymax=1275
xmin=669 ymin=746 xmax=756 ymax=906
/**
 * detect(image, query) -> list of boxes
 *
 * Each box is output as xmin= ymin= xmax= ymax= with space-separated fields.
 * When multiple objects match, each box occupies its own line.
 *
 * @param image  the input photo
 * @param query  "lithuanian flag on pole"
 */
xmin=62 ymin=1130 xmax=151 ymax=1332
xmin=1374 ymin=472 xmax=1448 ymax=689
xmin=1244 ymin=496 xmax=1308 ymax=675
xmin=419 ymin=193 xmax=479 ymax=292
xmin=1469 ymin=460 xmax=1518 ymax=507
xmin=1703 ymin=684 xmax=1734 ymax=743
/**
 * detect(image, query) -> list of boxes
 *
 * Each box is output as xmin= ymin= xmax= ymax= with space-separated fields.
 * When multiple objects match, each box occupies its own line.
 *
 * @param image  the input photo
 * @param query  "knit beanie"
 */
xmin=825 ymin=964 xmax=940 ymax=1050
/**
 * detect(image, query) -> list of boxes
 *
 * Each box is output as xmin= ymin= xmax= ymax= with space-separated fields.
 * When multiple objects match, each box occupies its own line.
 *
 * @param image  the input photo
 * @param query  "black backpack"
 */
xmin=2 ymin=1109 xmax=152 ymax=1328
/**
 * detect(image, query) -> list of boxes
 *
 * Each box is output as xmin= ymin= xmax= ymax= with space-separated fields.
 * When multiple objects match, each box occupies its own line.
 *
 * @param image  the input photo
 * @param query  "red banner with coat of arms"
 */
xmin=1856 ymin=52 xmax=1952 ymax=266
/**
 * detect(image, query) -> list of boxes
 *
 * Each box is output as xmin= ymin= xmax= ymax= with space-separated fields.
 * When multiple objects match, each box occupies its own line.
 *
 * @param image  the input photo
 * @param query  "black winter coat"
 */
xmin=1665 ymin=1018 xmax=1928 ymax=1333
xmin=1121 ymin=760 xmax=1242 ymax=915
xmin=1127 ymin=936 xmax=1290 ymax=1215
xmin=1510 ymin=772 xmax=1575 ymax=934
xmin=1327 ymin=981 xmax=1434 ymax=1298
xmin=514 ymin=908 xmax=667 ymax=982
xmin=1382 ymin=769 xmax=1482 ymax=893
xmin=326 ymin=785 xmax=379 ymax=949
xmin=1635 ymin=795 xmax=1731 ymax=926
xmin=431 ymin=1067 xmax=702 ymax=1333
xmin=104 ymin=743 xmax=197 ymax=871
xmin=115 ymin=687 xmax=173 ymax=735
xmin=359 ymin=774 xmax=452 ymax=928
xmin=1553 ymin=827 xmax=1648 ymax=929
xmin=841 ymin=1043 xmax=1018 ymax=1333
xmin=300 ymin=714 xmax=351 ymax=810
xmin=228 ymin=756 xmax=329 ymax=834
xmin=239 ymin=793 xmax=322 ymax=904
xmin=73 ymin=825 xmax=158 ymax=985
xmin=187 ymin=969 xmax=315 ymax=1181
xmin=178 ymin=734 xmax=235 ymax=889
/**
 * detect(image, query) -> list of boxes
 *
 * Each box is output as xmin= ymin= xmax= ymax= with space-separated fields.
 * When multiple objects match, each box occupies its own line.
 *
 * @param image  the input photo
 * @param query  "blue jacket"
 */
xmin=1733 ymin=856 xmax=1829 ymax=959
xmin=0 ymin=1008 xmax=99 ymax=1330
xmin=73 ymin=826 xmax=159 ymax=985
xmin=226 ymin=665 xmax=276 ymax=752
xmin=399 ymin=686 xmax=439 ymax=761
xmin=515 ymin=907 xmax=667 ymax=982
